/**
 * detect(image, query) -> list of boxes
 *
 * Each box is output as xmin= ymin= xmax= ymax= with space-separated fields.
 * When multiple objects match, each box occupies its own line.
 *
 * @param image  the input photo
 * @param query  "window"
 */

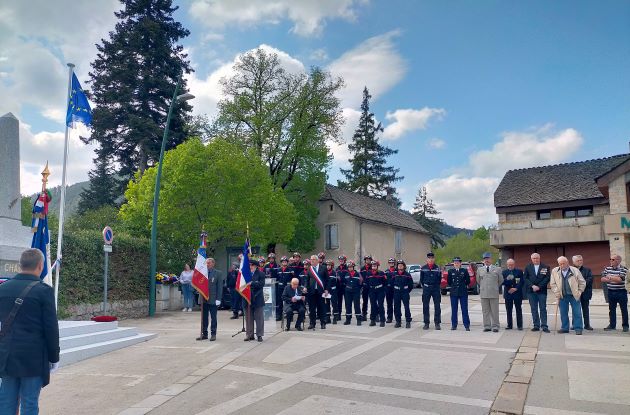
xmin=395 ymin=230 xmax=403 ymax=254
xmin=325 ymin=224 xmax=339 ymax=250
xmin=563 ymin=206 xmax=593 ymax=218
xmin=537 ymin=210 xmax=551 ymax=220
xmin=329 ymin=204 xmax=334 ymax=212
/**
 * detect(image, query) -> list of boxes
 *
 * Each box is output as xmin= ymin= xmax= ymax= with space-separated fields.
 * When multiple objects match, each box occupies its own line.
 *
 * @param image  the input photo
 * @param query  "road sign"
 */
xmin=103 ymin=244 xmax=112 ymax=253
xmin=102 ymin=226 xmax=113 ymax=245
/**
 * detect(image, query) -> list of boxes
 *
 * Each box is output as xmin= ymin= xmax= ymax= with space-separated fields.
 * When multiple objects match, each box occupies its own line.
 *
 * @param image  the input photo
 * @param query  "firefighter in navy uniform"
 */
xmin=264 ymin=253 xmax=280 ymax=320
xmin=336 ymin=255 xmax=347 ymax=318
xmin=421 ymin=252 xmax=442 ymax=330
xmin=384 ymin=258 xmax=397 ymax=324
xmin=342 ymin=261 xmax=362 ymax=325
xmin=227 ymin=262 xmax=241 ymax=319
xmin=393 ymin=259 xmax=414 ymax=328
xmin=290 ymin=252 xmax=304 ymax=284
xmin=324 ymin=260 xmax=341 ymax=324
xmin=275 ymin=256 xmax=294 ymax=321
xmin=367 ymin=260 xmax=387 ymax=327
xmin=360 ymin=255 xmax=372 ymax=321
xmin=447 ymin=257 xmax=471 ymax=331
xmin=318 ymin=251 xmax=326 ymax=266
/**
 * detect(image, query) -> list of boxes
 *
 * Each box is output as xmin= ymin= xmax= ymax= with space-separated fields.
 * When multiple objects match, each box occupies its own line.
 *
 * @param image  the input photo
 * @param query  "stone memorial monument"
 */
xmin=0 ymin=112 xmax=34 ymax=278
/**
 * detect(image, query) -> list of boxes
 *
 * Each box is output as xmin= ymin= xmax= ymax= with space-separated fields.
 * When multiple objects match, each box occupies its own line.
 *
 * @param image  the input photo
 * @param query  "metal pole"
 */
xmin=149 ymin=74 xmax=182 ymax=316
xmin=54 ymin=62 xmax=75 ymax=309
xmin=103 ymin=250 xmax=109 ymax=313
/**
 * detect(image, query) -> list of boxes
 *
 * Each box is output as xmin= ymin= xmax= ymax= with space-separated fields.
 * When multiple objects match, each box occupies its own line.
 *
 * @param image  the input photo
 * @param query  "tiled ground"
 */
xmin=40 ymin=291 xmax=630 ymax=415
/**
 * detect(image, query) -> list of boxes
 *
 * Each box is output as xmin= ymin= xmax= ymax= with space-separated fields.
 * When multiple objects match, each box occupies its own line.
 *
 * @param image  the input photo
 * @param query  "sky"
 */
xmin=1 ymin=0 xmax=629 ymax=228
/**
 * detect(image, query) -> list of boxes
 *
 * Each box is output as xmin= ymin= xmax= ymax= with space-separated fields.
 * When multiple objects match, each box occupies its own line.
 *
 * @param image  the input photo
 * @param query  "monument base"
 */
xmin=0 ymin=217 xmax=33 ymax=278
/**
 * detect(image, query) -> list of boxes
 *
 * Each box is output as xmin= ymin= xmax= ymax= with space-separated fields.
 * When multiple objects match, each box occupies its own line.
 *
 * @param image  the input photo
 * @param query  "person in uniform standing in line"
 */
xmin=245 ymin=258 xmax=266 ymax=342
xmin=571 ymin=255 xmax=593 ymax=330
xmin=325 ymin=260 xmax=341 ymax=324
xmin=477 ymin=252 xmax=502 ymax=332
xmin=384 ymin=258 xmax=397 ymax=324
xmin=264 ymin=253 xmax=280 ymax=321
xmin=448 ymin=257 xmax=470 ymax=331
xmin=367 ymin=260 xmax=387 ymax=327
xmin=360 ymin=255 xmax=372 ymax=321
xmin=291 ymin=252 xmax=305 ymax=284
xmin=342 ymin=261 xmax=362 ymax=326
xmin=420 ymin=252 xmax=442 ymax=330
xmin=502 ymin=258 xmax=524 ymax=330
xmin=227 ymin=261 xmax=242 ymax=319
xmin=524 ymin=253 xmax=551 ymax=333
xmin=393 ymin=259 xmax=414 ymax=328
xmin=276 ymin=256 xmax=295 ymax=321
xmin=336 ymin=255 xmax=347 ymax=322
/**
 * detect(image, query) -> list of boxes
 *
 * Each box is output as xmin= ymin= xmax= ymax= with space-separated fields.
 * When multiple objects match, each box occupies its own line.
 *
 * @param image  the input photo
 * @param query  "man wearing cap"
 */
xmin=384 ymin=258 xmax=397 ymax=324
xmin=342 ymin=261 xmax=362 ymax=325
xmin=367 ymin=260 xmax=387 ymax=327
xmin=420 ymin=252 xmax=442 ymax=330
xmin=447 ymin=257 xmax=470 ymax=331
xmin=227 ymin=261 xmax=242 ymax=319
xmin=244 ymin=258 xmax=266 ymax=342
xmin=290 ymin=252 xmax=304 ymax=282
xmin=197 ymin=258 xmax=224 ymax=342
xmin=276 ymin=256 xmax=295 ymax=321
xmin=477 ymin=252 xmax=503 ymax=332
xmin=524 ymin=253 xmax=551 ymax=333
xmin=393 ymin=259 xmax=414 ymax=328
xmin=360 ymin=255 xmax=372 ymax=321
xmin=336 ymin=255 xmax=348 ymax=319
xmin=264 ymin=254 xmax=281 ymax=321
xmin=502 ymin=259 xmax=524 ymax=330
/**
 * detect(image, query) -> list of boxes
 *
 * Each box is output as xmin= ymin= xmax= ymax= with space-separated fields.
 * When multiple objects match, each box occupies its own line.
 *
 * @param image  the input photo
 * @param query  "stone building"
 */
xmin=315 ymin=185 xmax=431 ymax=264
xmin=490 ymin=153 xmax=630 ymax=285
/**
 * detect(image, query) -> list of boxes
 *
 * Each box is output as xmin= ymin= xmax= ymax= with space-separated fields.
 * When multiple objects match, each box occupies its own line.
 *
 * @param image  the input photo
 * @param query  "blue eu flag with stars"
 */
xmin=66 ymin=73 xmax=92 ymax=127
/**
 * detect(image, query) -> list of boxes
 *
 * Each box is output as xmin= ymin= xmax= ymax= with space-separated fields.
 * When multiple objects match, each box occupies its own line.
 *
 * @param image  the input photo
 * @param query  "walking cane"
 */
xmin=554 ymin=300 xmax=559 ymax=334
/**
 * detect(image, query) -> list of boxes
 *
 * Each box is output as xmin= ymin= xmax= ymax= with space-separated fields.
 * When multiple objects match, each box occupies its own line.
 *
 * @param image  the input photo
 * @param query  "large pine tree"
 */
xmin=77 ymin=158 xmax=117 ymax=214
xmin=80 ymin=0 xmax=192 ymax=206
xmin=338 ymin=87 xmax=403 ymax=204
xmin=412 ymin=186 xmax=446 ymax=247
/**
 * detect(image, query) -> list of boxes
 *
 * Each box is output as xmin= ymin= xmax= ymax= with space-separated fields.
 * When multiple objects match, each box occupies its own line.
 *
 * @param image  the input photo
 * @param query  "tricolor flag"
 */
xmin=236 ymin=239 xmax=252 ymax=304
xmin=308 ymin=265 xmax=325 ymax=289
xmin=31 ymin=190 xmax=52 ymax=284
xmin=191 ymin=231 xmax=209 ymax=301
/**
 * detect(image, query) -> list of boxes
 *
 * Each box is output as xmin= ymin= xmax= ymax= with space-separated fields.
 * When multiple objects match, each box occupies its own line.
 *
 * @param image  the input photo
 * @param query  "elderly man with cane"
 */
xmin=550 ymin=256 xmax=586 ymax=335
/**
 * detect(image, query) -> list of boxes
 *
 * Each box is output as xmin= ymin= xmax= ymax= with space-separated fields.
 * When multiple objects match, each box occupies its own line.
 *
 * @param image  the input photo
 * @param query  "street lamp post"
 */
xmin=149 ymin=74 xmax=194 ymax=316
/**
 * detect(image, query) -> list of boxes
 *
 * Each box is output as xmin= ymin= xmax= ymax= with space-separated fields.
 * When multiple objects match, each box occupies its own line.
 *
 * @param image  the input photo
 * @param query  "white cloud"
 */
xmin=189 ymin=0 xmax=367 ymax=37
xmin=382 ymin=107 xmax=446 ymax=140
xmin=309 ymin=48 xmax=329 ymax=61
xmin=328 ymin=30 xmax=406 ymax=108
xmin=418 ymin=125 xmax=585 ymax=229
xmin=469 ymin=125 xmax=583 ymax=177
xmin=427 ymin=138 xmax=446 ymax=149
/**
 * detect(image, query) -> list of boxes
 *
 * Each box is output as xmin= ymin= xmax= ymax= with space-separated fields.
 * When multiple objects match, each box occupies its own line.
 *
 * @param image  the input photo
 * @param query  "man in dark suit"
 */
xmin=282 ymin=278 xmax=306 ymax=331
xmin=305 ymin=255 xmax=328 ymax=329
xmin=524 ymin=253 xmax=551 ymax=332
xmin=0 ymin=249 xmax=59 ymax=414
xmin=245 ymin=258 xmax=266 ymax=342
xmin=572 ymin=255 xmax=593 ymax=330
xmin=502 ymin=258 xmax=525 ymax=330
xmin=197 ymin=258 xmax=224 ymax=341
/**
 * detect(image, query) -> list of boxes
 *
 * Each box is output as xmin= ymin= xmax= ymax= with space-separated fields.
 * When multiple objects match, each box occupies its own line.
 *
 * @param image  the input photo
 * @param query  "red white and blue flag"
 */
xmin=192 ymin=231 xmax=209 ymax=301
xmin=31 ymin=189 xmax=52 ymax=284
xmin=236 ymin=239 xmax=252 ymax=304
xmin=309 ymin=265 xmax=324 ymax=289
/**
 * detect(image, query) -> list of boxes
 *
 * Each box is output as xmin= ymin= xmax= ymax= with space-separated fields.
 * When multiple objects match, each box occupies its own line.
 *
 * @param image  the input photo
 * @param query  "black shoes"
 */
xmin=296 ymin=326 xmax=303 ymax=331
xmin=405 ymin=322 xmax=411 ymax=329
xmin=380 ymin=321 xmax=385 ymax=327
xmin=285 ymin=326 xmax=291 ymax=331
xmin=483 ymin=328 xmax=491 ymax=332
xmin=492 ymin=328 xmax=499 ymax=333
xmin=604 ymin=326 xmax=616 ymax=331
xmin=465 ymin=327 xmax=470 ymax=331
xmin=506 ymin=326 xmax=513 ymax=330
xmin=344 ymin=319 xmax=351 ymax=325
xmin=624 ymin=327 xmax=629 ymax=332
xmin=196 ymin=335 xmax=208 ymax=341
xmin=257 ymin=336 xmax=263 ymax=342
xmin=369 ymin=320 xmax=376 ymax=327
xmin=321 ymin=323 xmax=326 ymax=329
xmin=308 ymin=324 xmax=316 ymax=330
xmin=230 ymin=315 xmax=239 ymax=320
xmin=531 ymin=327 xmax=540 ymax=332
xmin=558 ymin=329 xmax=569 ymax=334
xmin=395 ymin=321 xmax=401 ymax=328
xmin=386 ymin=318 xmax=393 ymax=324
xmin=243 ymin=335 xmax=254 ymax=342
xmin=423 ymin=323 xmax=429 ymax=330
xmin=451 ymin=326 xmax=457 ymax=330
xmin=542 ymin=327 xmax=550 ymax=333
xmin=209 ymin=335 xmax=216 ymax=341
xmin=435 ymin=324 xmax=441 ymax=330
xmin=576 ymin=330 xmax=583 ymax=335
xmin=357 ymin=319 xmax=362 ymax=326
xmin=584 ymin=326 xmax=593 ymax=331
xmin=517 ymin=327 xmax=523 ymax=331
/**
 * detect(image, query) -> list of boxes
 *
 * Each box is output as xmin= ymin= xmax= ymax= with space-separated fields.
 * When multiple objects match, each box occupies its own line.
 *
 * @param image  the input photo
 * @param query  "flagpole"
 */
xmin=53 ymin=62 xmax=75 ymax=309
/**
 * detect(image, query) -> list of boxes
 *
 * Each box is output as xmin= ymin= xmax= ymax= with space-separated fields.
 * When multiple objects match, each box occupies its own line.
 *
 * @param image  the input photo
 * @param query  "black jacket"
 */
xmin=392 ymin=271 xmax=414 ymax=294
xmin=250 ymin=269 xmax=266 ymax=309
xmin=0 ymin=274 xmax=59 ymax=387
xmin=420 ymin=264 xmax=441 ymax=287
xmin=447 ymin=267 xmax=470 ymax=297
xmin=502 ymin=268 xmax=525 ymax=300
xmin=579 ymin=266 xmax=593 ymax=300
xmin=524 ymin=263 xmax=551 ymax=293
xmin=282 ymin=285 xmax=306 ymax=308
xmin=342 ymin=270 xmax=362 ymax=293
xmin=304 ymin=265 xmax=327 ymax=294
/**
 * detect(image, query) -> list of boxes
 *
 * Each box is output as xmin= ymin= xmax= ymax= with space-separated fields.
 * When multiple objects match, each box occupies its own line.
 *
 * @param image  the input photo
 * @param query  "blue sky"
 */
xmin=1 ymin=0 xmax=629 ymax=227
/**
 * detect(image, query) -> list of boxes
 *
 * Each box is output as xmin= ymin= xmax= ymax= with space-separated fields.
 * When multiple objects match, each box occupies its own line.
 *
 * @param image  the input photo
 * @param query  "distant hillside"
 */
xmin=26 ymin=180 xmax=89 ymax=218
xmin=441 ymin=222 xmax=473 ymax=238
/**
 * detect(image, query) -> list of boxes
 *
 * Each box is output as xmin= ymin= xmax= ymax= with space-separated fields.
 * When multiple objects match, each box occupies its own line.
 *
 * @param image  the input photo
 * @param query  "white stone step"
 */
xmin=60 ymin=327 xmax=139 ymax=349
xmin=59 ymin=321 xmax=119 ymax=337
xmin=60 ymin=333 xmax=156 ymax=367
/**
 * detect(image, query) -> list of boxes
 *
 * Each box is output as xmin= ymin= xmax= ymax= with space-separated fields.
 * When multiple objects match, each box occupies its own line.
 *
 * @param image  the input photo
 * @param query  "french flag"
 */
xmin=236 ymin=239 xmax=252 ymax=304
xmin=191 ymin=231 xmax=209 ymax=300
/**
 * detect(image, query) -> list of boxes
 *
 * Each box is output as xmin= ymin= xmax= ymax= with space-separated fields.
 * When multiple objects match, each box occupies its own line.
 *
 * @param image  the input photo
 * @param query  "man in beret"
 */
xmin=477 ymin=252 xmax=502 ymax=332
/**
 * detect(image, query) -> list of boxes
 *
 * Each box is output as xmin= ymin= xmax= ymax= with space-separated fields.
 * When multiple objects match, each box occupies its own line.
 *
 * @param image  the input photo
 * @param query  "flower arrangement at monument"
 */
xmin=156 ymin=272 xmax=179 ymax=285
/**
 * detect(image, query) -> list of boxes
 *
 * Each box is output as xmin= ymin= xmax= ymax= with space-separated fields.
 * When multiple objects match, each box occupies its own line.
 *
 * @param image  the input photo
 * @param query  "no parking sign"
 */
xmin=103 ymin=226 xmax=114 ymax=246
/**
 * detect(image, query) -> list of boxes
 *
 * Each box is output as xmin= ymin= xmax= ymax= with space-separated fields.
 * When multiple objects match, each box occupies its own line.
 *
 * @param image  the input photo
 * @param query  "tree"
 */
xmin=434 ymin=228 xmax=499 ymax=266
xmin=338 ymin=87 xmax=403 ymax=202
xmin=119 ymin=138 xmax=296 ymax=252
xmin=213 ymin=48 xmax=344 ymax=251
xmin=77 ymin=158 xmax=118 ymax=213
xmin=412 ymin=186 xmax=446 ymax=247
xmin=82 ymin=0 xmax=193 ymax=196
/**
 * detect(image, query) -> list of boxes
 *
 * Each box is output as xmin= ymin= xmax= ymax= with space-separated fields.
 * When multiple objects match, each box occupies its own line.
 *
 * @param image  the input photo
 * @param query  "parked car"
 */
xmin=440 ymin=262 xmax=482 ymax=295
xmin=407 ymin=264 xmax=422 ymax=287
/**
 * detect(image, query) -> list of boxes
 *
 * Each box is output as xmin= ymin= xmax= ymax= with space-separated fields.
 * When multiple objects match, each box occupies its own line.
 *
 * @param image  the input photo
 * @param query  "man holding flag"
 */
xmin=192 ymin=232 xmax=224 ymax=342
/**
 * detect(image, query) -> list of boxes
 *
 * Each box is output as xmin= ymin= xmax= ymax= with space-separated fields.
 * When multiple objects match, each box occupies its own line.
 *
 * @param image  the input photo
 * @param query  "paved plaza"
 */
xmin=41 ymin=291 xmax=630 ymax=415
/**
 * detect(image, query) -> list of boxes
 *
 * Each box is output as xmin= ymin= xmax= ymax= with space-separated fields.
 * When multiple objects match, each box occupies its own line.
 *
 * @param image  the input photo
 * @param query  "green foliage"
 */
xmin=434 ymin=227 xmax=499 ymax=265
xmin=213 ymin=48 xmax=344 ymax=250
xmin=83 ymin=0 xmax=193 ymax=195
xmin=77 ymin=159 xmax=118 ymax=213
xmin=119 ymin=138 xmax=296 ymax=253
xmin=21 ymin=196 xmax=32 ymax=226
xmin=338 ymin=87 xmax=403 ymax=202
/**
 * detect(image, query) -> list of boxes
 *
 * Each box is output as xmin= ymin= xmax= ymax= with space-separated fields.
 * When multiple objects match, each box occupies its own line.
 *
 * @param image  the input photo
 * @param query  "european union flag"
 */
xmin=66 ymin=73 xmax=92 ymax=127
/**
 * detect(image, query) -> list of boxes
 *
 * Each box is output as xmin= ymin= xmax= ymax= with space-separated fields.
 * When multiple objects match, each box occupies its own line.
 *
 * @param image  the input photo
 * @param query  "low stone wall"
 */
xmin=66 ymin=299 xmax=149 ymax=320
